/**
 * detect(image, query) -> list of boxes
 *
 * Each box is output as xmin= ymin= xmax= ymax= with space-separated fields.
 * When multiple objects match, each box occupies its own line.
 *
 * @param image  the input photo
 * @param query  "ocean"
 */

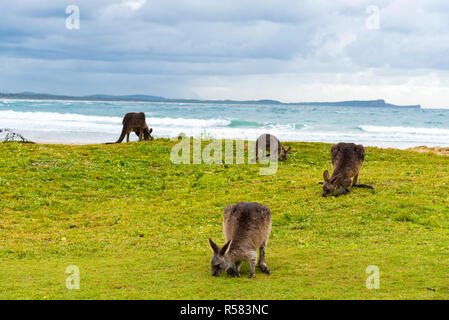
xmin=1 ymin=99 xmax=448 ymax=149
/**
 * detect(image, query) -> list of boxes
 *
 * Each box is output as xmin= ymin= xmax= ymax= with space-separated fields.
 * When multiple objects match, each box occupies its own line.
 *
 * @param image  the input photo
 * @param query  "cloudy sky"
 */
xmin=1 ymin=0 xmax=449 ymax=107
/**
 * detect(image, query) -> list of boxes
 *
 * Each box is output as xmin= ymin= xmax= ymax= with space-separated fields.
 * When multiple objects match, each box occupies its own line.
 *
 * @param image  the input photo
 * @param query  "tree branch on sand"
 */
xmin=0 ymin=128 xmax=35 ymax=143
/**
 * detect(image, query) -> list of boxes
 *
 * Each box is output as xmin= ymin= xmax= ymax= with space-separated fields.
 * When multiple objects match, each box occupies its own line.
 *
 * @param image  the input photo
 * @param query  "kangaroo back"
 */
xmin=322 ymin=142 xmax=370 ymax=197
xmin=331 ymin=143 xmax=365 ymax=177
xmin=255 ymin=133 xmax=290 ymax=160
xmin=223 ymin=202 xmax=271 ymax=251
xmin=112 ymin=112 xmax=148 ymax=144
xmin=256 ymin=134 xmax=281 ymax=150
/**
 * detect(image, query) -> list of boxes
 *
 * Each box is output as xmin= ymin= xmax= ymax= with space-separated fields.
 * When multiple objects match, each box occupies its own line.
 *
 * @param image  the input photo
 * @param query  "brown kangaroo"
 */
xmin=113 ymin=112 xmax=153 ymax=143
xmin=209 ymin=202 xmax=272 ymax=279
xmin=321 ymin=142 xmax=373 ymax=197
xmin=255 ymin=133 xmax=291 ymax=161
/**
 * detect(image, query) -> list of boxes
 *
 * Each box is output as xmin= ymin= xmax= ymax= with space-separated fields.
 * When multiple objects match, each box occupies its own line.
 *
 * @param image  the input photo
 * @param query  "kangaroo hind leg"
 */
xmin=258 ymin=240 xmax=270 ymax=275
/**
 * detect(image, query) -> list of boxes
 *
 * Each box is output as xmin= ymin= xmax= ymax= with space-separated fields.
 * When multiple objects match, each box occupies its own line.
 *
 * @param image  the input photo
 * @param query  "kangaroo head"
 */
xmin=143 ymin=128 xmax=154 ymax=141
xmin=280 ymin=146 xmax=291 ymax=161
xmin=322 ymin=170 xmax=336 ymax=197
xmin=208 ymin=238 xmax=232 ymax=277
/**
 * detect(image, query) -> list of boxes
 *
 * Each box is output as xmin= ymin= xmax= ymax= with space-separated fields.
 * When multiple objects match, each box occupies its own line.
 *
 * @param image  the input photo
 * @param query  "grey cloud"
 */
xmin=0 ymin=0 xmax=449 ymax=100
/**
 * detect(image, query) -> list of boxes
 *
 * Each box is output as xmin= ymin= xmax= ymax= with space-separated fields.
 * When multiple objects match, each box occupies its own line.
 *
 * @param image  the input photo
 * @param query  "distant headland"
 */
xmin=0 ymin=92 xmax=421 ymax=109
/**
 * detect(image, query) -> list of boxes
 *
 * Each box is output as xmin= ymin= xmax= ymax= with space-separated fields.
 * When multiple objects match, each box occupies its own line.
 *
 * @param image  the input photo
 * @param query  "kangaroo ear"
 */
xmin=209 ymin=238 xmax=218 ymax=253
xmin=220 ymin=240 xmax=232 ymax=256
xmin=323 ymin=170 xmax=330 ymax=182
xmin=149 ymin=128 xmax=153 ymax=134
xmin=287 ymin=146 xmax=291 ymax=152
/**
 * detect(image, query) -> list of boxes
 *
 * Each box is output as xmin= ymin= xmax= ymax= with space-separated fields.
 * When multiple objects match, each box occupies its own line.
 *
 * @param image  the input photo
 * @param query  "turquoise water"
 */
xmin=1 ymin=99 xmax=449 ymax=148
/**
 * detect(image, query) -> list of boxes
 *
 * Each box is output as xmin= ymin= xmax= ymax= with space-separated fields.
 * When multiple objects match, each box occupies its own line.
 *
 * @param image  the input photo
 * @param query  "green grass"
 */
xmin=1 ymin=139 xmax=449 ymax=299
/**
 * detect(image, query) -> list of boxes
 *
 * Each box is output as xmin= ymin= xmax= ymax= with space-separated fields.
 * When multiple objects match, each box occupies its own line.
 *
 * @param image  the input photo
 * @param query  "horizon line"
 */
xmin=0 ymin=92 xmax=422 ymax=108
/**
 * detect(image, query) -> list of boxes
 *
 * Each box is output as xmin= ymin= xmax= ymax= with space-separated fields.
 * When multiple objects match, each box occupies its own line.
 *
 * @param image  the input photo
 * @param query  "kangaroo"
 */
xmin=255 ymin=133 xmax=291 ymax=161
xmin=321 ymin=142 xmax=373 ymax=197
xmin=113 ymin=112 xmax=153 ymax=143
xmin=208 ymin=202 xmax=271 ymax=279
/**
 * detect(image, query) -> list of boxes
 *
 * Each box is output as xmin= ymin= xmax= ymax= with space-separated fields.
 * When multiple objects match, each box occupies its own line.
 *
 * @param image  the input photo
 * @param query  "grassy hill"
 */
xmin=0 ymin=140 xmax=448 ymax=299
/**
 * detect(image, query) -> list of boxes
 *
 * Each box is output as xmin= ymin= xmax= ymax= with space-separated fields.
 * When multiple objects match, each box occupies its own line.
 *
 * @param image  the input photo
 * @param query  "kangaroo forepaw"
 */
xmin=227 ymin=268 xmax=235 ymax=276
xmin=334 ymin=188 xmax=350 ymax=197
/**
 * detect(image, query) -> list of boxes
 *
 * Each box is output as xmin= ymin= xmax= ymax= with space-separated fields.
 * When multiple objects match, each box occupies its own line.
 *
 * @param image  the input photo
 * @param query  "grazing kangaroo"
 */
xmin=321 ymin=142 xmax=373 ymax=197
xmin=255 ymin=133 xmax=291 ymax=161
xmin=113 ymin=112 xmax=153 ymax=143
xmin=208 ymin=202 xmax=272 ymax=279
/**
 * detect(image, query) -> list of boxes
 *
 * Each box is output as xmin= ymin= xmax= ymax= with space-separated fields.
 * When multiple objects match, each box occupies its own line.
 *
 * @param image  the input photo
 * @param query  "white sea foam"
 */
xmin=1 ymin=108 xmax=449 ymax=148
xmin=148 ymin=117 xmax=231 ymax=127
xmin=0 ymin=110 xmax=232 ymax=128
xmin=0 ymin=109 xmax=121 ymax=122
xmin=360 ymin=125 xmax=449 ymax=135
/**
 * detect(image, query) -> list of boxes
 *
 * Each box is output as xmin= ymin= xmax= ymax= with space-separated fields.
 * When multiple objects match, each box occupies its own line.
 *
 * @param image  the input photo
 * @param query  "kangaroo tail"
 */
xmin=114 ymin=127 xmax=127 ymax=143
xmin=354 ymin=184 xmax=374 ymax=189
